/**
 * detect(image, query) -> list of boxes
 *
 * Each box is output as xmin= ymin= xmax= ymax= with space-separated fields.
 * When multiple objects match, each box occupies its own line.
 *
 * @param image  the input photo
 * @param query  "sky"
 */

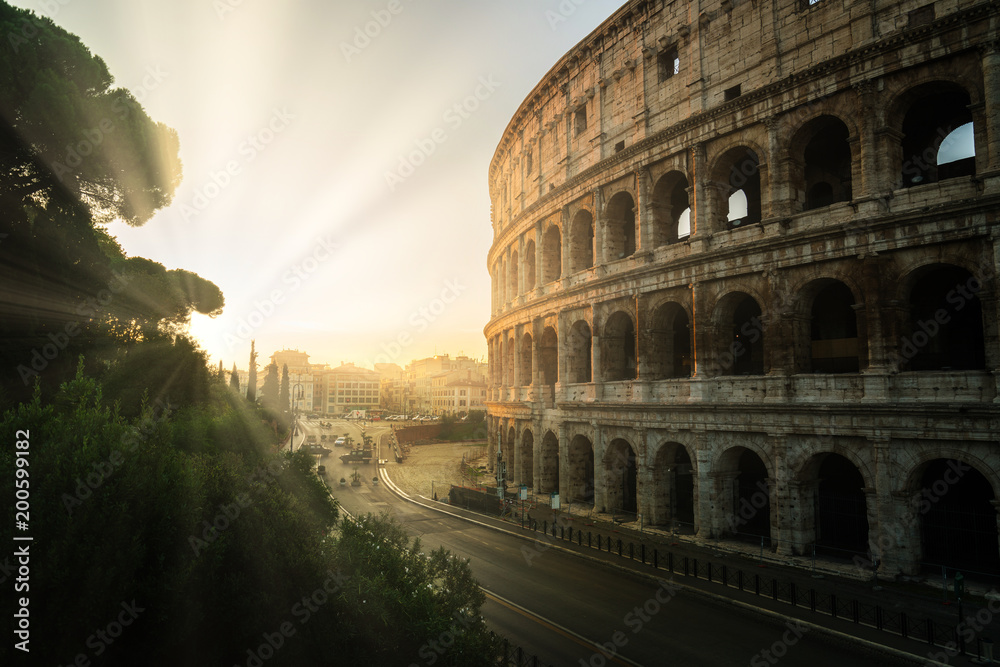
xmin=10 ymin=0 xmax=625 ymax=371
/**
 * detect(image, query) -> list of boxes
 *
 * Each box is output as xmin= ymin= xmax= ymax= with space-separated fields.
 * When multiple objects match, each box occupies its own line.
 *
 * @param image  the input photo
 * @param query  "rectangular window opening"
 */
xmin=575 ymin=106 xmax=587 ymax=136
xmin=724 ymin=84 xmax=742 ymax=102
xmin=614 ymin=140 xmax=626 ymax=153
xmin=658 ymin=47 xmax=679 ymax=82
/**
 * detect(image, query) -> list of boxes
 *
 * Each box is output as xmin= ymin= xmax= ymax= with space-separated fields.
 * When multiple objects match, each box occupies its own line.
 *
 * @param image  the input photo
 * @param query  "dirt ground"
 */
xmin=383 ymin=441 xmax=489 ymax=500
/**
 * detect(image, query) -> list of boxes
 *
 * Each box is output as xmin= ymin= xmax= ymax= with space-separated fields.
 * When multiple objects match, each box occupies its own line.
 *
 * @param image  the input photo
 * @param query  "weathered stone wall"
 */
xmin=485 ymin=0 xmax=1000 ymax=576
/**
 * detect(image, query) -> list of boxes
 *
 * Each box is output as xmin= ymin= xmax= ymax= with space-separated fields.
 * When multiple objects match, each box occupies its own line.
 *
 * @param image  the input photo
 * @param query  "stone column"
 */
xmin=853 ymin=80 xmax=883 ymax=197
xmin=593 ymin=186 xmax=606 ymax=265
xmin=635 ymin=428 xmax=654 ymax=524
xmin=535 ymin=220 xmax=544 ymax=290
xmin=764 ymin=116 xmax=793 ymax=218
xmin=636 ymin=169 xmax=653 ymax=254
xmin=690 ymin=144 xmax=709 ymax=241
xmin=558 ymin=422 xmax=569 ymax=503
xmin=770 ymin=436 xmax=793 ymax=556
xmin=978 ymin=42 xmax=1000 ymax=182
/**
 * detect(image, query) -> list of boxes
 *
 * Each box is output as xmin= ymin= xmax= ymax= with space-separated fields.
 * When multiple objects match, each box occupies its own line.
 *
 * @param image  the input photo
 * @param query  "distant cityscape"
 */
xmin=231 ymin=349 xmax=487 ymax=417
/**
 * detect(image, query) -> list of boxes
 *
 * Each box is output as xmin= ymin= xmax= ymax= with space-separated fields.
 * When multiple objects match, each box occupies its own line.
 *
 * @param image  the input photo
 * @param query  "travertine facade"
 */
xmin=485 ymin=0 xmax=1000 ymax=576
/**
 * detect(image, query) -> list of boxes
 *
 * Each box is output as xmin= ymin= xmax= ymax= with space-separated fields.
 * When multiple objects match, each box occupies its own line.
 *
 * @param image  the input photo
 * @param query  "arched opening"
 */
xmin=539 ymin=431 xmax=559 ymax=493
xmin=605 ymin=438 xmax=638 ymax=514
xmin=715 ymin=147 xmax=762 ymax=229
xmin=652 ymin=443 xmax=695 ymax=529
xmin=794 ymin=116 xmax=853 ymax=211
xmin=810 ymin=281 xmax=859 ymax=373
xmin=917 ymin=459 xmax=999 ymax=574
xmin=722 ymin=294 xmax=764 ymax=375
xmin=808 ymin=453 xmax=869 ymax=556
xmin=604 ymin=192 xmax=636 ymax=262
xmin=733 ymin=448 xmax=770 ymax=541
xmin=523 ymin=240 xmax=536 ymax=292
xmin=567 ymin=320 xmax=592 ymax=383
xmin=509 ymin=250 xmax=519 ymax=297
xmin=569 ymin=210 xmax=594 ymax=273
xmin=541 ymin=225 xmax=562 ymax=284
xmin=648 ymin=302 xmax=691 ymax=379
xmin=519 ymin=429 xmax=534 ymax=487
xmin=498 ymin=259 xmax=506 ymax=304
xmin=519 ymin=333 xmax=533 ymax=385
xmin=900 ymin=86 xmax=975 ymax=187
xmin=651 ymin=171 xmax=691 ymax=245
xmin=903 ymin=265 xmax=985 ymax=371
xmin=568 ymin=435 xmax=595 ymax=505
xmin=602 ymin=311 xmax=637 ymax=381
xmin=539 ymin=326 xmax=558 ymax=386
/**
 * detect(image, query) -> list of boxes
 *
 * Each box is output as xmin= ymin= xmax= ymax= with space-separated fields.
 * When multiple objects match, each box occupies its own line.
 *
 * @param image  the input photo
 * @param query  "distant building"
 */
xmin=321 ymin=362 xmax=381 ymax=414
xmin=431 ymin=375 xmax=487 ymax=416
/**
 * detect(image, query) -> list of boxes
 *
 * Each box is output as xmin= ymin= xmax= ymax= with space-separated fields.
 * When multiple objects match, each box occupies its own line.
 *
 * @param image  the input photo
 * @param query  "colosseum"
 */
xmin=484 ymin=0 xmax=1000 ymax=578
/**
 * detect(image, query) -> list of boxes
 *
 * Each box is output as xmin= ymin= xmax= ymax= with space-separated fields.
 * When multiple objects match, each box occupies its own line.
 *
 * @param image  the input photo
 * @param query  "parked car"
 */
xmin=334 ymin=437 xmax=347 ymax=447
xmin=301 ymin=443 xmax=332 ymax=456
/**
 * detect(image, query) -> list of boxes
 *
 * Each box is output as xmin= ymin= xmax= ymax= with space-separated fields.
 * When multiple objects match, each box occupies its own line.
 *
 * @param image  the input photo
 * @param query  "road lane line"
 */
xmin=482 ymin=588 xmax=643 ymax=667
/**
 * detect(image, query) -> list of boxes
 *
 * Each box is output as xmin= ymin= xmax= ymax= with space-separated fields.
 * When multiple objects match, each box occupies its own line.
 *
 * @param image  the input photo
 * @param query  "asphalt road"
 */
xmin=300 ymin=420 xmax=925 ymax=667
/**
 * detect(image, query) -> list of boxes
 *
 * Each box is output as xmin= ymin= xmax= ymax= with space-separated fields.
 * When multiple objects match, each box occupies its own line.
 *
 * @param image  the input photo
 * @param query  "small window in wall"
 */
xmin=526 ymin=150 xmax=533 ymax=174
xmin=615 ymin=140 xmax=626 ymax=153
xmin=658 ymin=47 xmax=679 ymax=82
xmin=724 ymin=85 xmax=741 ymax=102
xmin=575 ymin=105 xmax=587 ymax=136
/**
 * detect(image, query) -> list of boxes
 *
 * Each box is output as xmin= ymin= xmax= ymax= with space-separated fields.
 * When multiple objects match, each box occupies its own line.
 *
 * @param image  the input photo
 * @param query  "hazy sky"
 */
xmin=12 ymin=0 xmax=623 ymax=370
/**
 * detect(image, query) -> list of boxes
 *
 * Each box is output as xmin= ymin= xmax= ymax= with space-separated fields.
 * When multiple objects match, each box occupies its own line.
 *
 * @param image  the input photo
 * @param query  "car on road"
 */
xmin=334 ymin=437 xmax=347 ymax=447
xmin=301 ymin=443 xmax=332 ymax=456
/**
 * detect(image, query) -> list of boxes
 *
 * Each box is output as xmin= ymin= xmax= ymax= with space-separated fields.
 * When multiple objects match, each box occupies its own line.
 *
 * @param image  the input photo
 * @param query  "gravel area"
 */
xmin=383 ymin=441 xmax=489 ymax=499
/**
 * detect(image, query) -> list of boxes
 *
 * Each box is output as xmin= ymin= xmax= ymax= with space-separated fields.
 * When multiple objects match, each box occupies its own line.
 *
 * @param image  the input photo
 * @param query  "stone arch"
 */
xmin=568 ymin=434 xmax=595 ymax=505
xmin=797 ymin=452 xmax=870 ymax=556
xmin=604 ymin=437 xmax=638 ymax=514
xmin=790 ymin=278 xmax=862 ymax=373
xmin=904 ymin=456 xmax=1000 ymax=574
xmin=897 ymin=263 xmax=986 ymax=371
xmin=712 ymin=291 xmax=765 ymax=376
xmin=651 ymin=441 xmax=696 ymax=528
xmin=602 ymin=310 xmax=637 ymax=381
xmin=566 ymin=319 xmax=592 ymax=383
xmin=542 ymin=225 xmax=562 ymax=284
xmin=603 ymin=191 xmax=637 ymax=262
xmin=788 ymin=115 xmax=854 ymax=211
xmin=568 ymin=209 xmax=594 ymax=273
xmin=710 ymin=144 xmax=763 ymax=230
xmin=716 ymin=445 xmax=772 ymax=542
xmin=651 ymin=170 xmax=691 ymax=245
xmin=539 ymin=430 xmax=559 ymax=493
xmin=886 ymin=81 xmax=977 ymax=188
xmin=647 ymin=301 xmax=692 ymax=379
